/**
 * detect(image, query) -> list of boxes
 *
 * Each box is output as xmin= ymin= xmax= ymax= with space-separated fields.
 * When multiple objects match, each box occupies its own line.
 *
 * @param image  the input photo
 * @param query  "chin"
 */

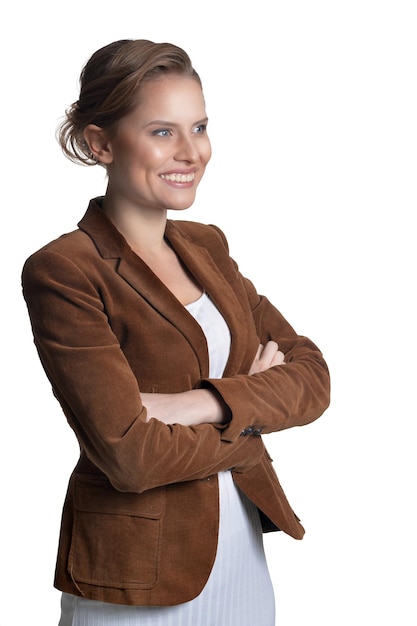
xmin=167 ymin=198 xmax=196 ymax=212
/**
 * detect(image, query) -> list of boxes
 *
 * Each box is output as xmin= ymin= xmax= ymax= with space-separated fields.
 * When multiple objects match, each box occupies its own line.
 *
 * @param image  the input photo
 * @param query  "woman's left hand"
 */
xmin=248 ymin=341 xmax=285 ymax=375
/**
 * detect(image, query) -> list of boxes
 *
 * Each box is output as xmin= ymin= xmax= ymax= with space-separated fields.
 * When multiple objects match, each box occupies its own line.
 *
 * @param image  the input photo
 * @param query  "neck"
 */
xmin=102 ymin=192 xmax=168 ymax=256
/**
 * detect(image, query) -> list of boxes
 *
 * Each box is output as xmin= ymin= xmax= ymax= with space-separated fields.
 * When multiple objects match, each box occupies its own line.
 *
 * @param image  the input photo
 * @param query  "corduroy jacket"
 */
xmin=22 ymin=197 xmax=330 ymax=606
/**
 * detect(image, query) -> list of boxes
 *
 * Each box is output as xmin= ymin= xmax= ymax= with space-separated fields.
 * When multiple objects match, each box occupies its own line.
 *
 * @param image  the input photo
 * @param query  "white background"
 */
xmin=1 ymin=1 xmax=416 ymax=624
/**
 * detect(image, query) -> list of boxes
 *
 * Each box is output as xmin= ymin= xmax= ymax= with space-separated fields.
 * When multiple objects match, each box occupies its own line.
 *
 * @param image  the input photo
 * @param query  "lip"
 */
xmin=159 ymin=169 xmax=197 ymax=188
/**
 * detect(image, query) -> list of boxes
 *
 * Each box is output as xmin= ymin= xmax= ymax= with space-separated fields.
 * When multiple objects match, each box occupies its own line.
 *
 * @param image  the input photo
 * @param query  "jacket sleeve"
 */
xmin=21 ymin=249 xmax=264 ymax=493
xmin=198 ymin=228 xmax=331 ymax=442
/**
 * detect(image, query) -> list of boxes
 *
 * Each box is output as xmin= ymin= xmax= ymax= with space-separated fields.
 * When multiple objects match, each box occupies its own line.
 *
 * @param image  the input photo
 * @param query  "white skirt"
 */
xmin=59 ymin=471 xmax=275 ymax=626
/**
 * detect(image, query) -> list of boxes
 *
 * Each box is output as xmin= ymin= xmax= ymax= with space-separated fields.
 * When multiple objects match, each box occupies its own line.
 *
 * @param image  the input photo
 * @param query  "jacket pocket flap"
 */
xmin=74 ymin=473 xmax=164 ymax=518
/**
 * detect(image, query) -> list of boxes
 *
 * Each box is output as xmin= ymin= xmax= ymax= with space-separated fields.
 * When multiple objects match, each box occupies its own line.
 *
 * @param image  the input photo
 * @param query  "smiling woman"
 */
xmin=22 ymin=39 xmax=330 ymax=626
xmin=84 ymin=76 xmax=211 ymax=220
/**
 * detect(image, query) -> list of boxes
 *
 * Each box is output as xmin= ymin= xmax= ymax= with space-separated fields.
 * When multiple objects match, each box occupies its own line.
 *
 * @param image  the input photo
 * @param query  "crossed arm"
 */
xmin=141 ymin=341 xmax=285 ymax=427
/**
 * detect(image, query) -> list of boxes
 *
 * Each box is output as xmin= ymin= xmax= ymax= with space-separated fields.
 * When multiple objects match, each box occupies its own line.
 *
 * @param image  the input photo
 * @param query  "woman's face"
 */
xmin=104 ymin=75 xmax=211 ymax=213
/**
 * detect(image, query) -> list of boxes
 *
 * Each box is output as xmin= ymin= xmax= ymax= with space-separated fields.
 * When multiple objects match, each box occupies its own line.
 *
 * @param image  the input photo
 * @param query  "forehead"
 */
xmin=136 ymin=75 xmax=206 ymax=120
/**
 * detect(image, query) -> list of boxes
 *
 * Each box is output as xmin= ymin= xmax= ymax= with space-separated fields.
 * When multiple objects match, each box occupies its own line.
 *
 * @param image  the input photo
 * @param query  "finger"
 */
xmin=248 ymin=344 xmax=264 ymax=375
xmin=259 ymin=341 xmax=279 ymax=365
xmin=255 ymin=344 xmax=264 ymax=359
xmin=271 ymin=350 xmax=285 ymax=366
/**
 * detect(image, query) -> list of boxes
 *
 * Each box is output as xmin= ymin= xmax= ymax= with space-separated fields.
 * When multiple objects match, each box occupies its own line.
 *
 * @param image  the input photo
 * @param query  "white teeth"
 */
xmin=161 ymin=173 xmax=195 ymax=182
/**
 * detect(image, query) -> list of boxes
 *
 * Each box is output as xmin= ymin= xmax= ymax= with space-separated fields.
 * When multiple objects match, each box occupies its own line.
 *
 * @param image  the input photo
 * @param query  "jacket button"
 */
xmin=253 ymin=427 xmax=263 ymax=436
xmin=241 ymin=426 xmax=254 ymax=436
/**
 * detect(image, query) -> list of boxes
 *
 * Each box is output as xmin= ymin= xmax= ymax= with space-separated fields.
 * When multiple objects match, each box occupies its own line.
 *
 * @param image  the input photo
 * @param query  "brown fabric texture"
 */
xmin=22 ymin=197 xmax=330 ymax=606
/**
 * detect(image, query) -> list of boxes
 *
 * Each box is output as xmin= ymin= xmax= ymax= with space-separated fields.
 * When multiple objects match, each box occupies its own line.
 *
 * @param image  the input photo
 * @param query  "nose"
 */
xmin=174 ymin=134 xmax=199 ymax=163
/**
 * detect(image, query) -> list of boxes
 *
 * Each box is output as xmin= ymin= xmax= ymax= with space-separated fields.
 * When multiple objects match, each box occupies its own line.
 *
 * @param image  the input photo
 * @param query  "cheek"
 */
xmin=141 ymin=144 xmax=169 ymax=167
xmin=202 ymin=139 xmax=212 ymax=165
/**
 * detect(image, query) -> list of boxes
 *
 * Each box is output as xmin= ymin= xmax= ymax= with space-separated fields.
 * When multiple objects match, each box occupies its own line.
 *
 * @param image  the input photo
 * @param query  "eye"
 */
xmin=193 ymin=123 xmax=207 ymax=134
xmin=152 ymin=128 xmax=172 ymax=137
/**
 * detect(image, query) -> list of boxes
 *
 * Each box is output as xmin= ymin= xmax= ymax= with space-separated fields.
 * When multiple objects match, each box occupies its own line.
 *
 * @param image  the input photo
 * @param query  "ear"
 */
xmin=83 ymin=124 xmax=114 ymax=165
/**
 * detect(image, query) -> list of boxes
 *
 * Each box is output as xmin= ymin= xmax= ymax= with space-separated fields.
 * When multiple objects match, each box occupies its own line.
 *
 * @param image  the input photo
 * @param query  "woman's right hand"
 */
xmin=248 ymin=341 xmax=285 ymax=375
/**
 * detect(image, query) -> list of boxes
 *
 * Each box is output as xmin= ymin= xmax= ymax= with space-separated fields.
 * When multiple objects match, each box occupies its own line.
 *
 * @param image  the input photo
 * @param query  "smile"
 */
xmin=160 ymin=172 xmax=195 ymax=183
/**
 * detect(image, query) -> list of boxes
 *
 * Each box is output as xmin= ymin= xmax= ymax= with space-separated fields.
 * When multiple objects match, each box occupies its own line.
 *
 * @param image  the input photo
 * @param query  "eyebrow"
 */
xmin=145 ymin=117 xmax=209 ymax=128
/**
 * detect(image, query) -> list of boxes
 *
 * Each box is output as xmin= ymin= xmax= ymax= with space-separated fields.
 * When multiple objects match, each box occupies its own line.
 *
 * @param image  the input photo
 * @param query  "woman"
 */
xmin=22 ymin=39 xmax=330 ymax=625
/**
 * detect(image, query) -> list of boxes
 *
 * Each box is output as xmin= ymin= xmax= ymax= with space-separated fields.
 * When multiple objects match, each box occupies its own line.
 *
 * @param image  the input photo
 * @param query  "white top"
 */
xmin=185 ymin=291 xmax=231 ymax=379
xmin=59 ymin=293 xmax=275 ymax=626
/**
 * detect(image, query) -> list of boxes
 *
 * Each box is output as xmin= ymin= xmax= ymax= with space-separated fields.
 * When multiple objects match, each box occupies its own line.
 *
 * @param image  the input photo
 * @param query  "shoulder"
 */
xmin=23 ymin=196 xmax=124 ymax=275
xmin=168 ymin=220 xmax=230 ymax=252
xmin=168 ymin=220 xmax=242 ymax=287
xmin=22 ymin=228 xmax=100 ymax=291
xmin=25 ymin=228 xmax=93 ymax=260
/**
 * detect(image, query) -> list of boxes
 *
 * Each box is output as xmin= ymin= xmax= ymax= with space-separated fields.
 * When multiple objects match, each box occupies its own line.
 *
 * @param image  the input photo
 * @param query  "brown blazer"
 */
xmin=22 ymin=198 xmax=330 ymax=606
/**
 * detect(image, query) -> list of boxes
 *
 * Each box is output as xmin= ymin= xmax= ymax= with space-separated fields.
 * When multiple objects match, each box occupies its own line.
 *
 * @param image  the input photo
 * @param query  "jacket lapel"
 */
xmin=164 ymin=221 xmax=250 ymax=377
xmin=78 ymin=199 xmax=250 ymax=377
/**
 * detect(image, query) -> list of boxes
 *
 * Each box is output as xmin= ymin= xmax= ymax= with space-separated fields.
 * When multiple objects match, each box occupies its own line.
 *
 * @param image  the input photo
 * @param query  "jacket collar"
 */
xmin=78 ymin=198 xmax=249 ymax=377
